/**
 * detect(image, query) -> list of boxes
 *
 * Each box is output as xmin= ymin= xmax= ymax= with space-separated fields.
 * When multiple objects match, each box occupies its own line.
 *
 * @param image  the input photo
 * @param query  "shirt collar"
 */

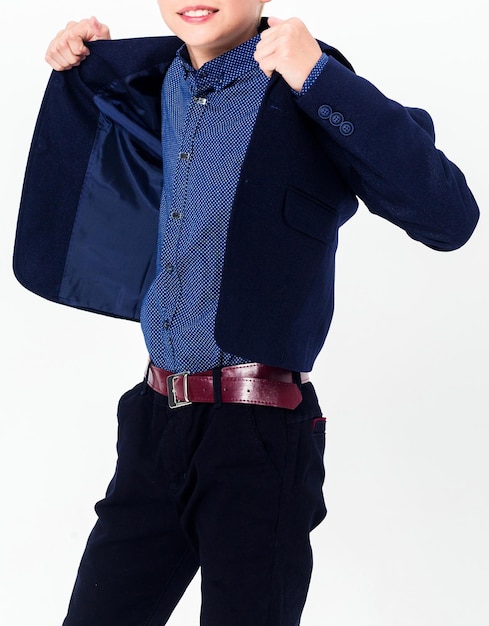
xmin=177 ymin=34 xmax=261 ymax=96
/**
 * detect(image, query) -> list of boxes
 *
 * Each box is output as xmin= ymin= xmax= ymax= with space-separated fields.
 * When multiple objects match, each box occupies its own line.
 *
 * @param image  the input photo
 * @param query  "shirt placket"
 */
xmin=160 ymin=92 xmax=208 ymax=360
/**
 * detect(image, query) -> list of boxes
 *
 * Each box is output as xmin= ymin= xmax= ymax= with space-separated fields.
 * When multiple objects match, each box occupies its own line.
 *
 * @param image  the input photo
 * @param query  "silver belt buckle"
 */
xmin=167 ymin=371 xmax=191 ymax=409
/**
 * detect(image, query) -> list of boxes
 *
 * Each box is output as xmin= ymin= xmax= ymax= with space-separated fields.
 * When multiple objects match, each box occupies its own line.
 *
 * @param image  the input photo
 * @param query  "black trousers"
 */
xmin=63 ymin=380 xmax=327 ymax=625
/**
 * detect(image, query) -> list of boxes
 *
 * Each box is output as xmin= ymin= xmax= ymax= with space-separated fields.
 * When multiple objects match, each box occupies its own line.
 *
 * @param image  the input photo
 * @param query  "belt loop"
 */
xmin=292 ymin=371 xmax=302 ymax=388
xmin=212 ymin=367 xmax=223 ymax=408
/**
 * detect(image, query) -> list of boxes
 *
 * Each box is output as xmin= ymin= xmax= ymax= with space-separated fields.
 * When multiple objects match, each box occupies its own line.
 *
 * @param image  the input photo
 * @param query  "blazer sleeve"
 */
xmin=295 ymin=56 xmax=479 ymax=251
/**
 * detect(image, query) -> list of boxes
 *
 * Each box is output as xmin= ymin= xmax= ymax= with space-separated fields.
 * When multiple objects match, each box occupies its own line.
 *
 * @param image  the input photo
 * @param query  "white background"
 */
xmin=1 ymin=1 xmax=488 ymax=625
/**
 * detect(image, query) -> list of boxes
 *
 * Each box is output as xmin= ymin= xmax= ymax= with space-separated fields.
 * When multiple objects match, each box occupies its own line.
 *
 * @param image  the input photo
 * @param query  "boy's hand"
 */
xmin=254 ymin=17 xmax=323 ymax=92
xmin=45 ymin=16 xmax=111 ymax=71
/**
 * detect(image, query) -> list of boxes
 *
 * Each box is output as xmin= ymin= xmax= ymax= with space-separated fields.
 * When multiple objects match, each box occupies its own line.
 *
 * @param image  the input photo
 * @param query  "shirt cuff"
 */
xmin=293 ymin=53 xmax=329 ymax=96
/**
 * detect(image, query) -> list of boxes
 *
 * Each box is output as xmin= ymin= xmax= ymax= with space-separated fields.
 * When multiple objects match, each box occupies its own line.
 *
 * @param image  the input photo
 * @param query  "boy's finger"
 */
xmin=45 ymin=16 xmax=111 ymax=70
xmin=46 ymin=48 xmax=81 ymax=71
xmin=67 ymin=34 xmax=91 ymax=57
xmin=267 ymin=16 xmax=284 ymax=28
xmin=87 ymin=15 xmax=111 ymax=41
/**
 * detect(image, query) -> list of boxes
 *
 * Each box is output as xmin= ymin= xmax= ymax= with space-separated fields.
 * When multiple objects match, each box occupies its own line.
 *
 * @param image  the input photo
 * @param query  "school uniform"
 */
xmin=14 ymin=21 xmax=478 ymax=626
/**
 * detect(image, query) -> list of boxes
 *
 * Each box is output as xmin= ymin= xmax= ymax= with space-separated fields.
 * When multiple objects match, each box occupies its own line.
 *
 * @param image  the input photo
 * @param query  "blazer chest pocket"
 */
xmin=283 ymin=187 xmax=339 ymax=245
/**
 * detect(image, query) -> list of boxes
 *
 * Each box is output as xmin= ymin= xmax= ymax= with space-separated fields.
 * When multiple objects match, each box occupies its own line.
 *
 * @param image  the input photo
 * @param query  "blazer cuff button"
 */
xmin=339 ymin=121 xmax=354 ymax=136
xmin=318 ymin=104 xmax=332 ymax=120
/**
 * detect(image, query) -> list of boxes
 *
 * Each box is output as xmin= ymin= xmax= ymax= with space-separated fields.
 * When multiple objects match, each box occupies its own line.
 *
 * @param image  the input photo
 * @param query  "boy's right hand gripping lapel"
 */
xmin=45 ymin=15 xmax=111 ymax=71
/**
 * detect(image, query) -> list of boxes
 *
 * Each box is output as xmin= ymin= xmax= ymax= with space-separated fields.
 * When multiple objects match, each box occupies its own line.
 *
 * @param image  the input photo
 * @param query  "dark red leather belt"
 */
xmin=146 ymin=362 xmax=310 ymax=410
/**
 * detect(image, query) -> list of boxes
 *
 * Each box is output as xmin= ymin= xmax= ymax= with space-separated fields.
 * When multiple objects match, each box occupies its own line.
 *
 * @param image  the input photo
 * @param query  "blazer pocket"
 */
xmin=283 ymin=187 xmax=339 ymax=245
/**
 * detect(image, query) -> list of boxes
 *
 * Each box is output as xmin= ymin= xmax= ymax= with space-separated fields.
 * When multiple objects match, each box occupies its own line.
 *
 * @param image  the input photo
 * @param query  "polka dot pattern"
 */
xmin=140 ymin=37 xmax=269 ymax=373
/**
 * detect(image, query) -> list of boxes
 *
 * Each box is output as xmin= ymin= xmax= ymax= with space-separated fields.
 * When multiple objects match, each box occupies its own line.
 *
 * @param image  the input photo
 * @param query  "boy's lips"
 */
xmin=178 ymin=6 xmax=219 ymax=21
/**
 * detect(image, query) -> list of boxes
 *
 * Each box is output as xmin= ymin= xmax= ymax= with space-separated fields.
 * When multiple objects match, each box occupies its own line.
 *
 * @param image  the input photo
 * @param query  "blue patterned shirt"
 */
xmin=140 ymin=36 xmax=328 ymax=373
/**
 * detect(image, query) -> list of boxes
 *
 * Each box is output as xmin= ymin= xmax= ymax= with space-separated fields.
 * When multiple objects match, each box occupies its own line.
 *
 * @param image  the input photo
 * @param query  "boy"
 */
xmin=14 ymin=1 xmax=479 ymax=624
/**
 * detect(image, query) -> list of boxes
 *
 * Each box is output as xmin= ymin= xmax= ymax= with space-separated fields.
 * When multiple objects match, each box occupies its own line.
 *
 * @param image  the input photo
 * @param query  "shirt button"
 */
xmin=165 ymin=263 xmax=174 ymax=273
xmin=164 ymin=320 xmax=170 ymax=330
xmin=178 ymin=152 xmax=190 ymax=160
xmin=171 ymin=211 xmax=182 ymax=219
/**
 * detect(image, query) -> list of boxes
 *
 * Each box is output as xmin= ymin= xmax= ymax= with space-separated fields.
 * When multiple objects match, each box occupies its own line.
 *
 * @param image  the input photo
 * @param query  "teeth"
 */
xmin=184 ymin=9 xmax=213 ymax=17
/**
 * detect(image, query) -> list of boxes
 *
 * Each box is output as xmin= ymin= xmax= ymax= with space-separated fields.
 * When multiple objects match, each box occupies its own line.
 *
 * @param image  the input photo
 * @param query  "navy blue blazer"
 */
xmin=13 ymin=34 xmax=479 ymax=372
